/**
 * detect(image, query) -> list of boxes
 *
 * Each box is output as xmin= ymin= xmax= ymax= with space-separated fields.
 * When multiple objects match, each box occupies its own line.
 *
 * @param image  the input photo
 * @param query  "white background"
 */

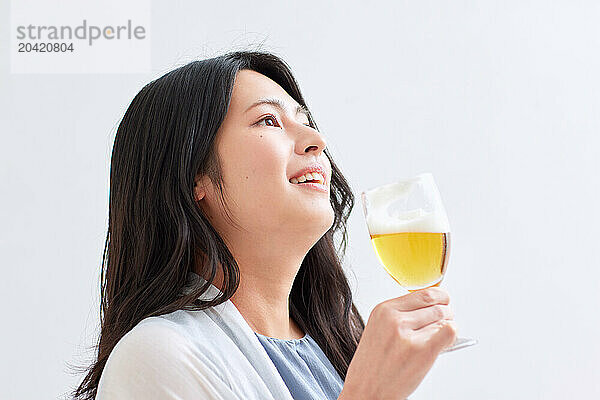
xmin=1 ymin=1 xmax=599 ymax=399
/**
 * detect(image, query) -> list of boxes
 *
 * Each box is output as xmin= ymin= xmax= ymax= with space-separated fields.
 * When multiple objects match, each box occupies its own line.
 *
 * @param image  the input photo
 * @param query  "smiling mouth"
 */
xmin=289 ymin=172 xmax=326 ymax=186
xmin=292 ymin=179 xmax=321 ymax=185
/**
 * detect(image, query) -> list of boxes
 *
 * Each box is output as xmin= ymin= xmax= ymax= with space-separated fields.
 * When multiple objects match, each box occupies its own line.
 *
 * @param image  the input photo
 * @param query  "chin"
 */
xmin=283 ymin=208 xmax=334 ymax=232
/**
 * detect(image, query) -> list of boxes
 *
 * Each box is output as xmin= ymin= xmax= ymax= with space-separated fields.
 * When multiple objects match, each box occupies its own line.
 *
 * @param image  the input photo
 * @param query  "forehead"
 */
xmin=228 ymin=69 xmax=299 ymax=112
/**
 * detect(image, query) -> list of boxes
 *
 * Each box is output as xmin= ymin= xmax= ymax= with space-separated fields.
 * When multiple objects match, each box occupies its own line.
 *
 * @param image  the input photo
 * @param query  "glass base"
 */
xmin=440 ymin=336 xmax=478 ymax=353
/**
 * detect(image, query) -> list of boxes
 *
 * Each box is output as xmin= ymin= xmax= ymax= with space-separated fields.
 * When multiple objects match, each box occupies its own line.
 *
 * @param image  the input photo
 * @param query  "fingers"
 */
xmin=416 ymin=319 xmax=458 ymax=354
xmin=406 ymin=304 xmax=454 ymax=330
xmin=386 ymin=287 xmax=450 ymax=311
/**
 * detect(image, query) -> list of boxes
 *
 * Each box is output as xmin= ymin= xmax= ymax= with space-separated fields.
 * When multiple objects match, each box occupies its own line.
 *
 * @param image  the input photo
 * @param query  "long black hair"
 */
xmin=71 ymin=50 xmax=365 ymax=400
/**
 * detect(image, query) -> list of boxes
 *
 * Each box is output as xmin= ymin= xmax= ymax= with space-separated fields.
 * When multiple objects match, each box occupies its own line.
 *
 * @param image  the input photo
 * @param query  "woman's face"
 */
xmin=195 ymin=69 xmax=334 ymax=249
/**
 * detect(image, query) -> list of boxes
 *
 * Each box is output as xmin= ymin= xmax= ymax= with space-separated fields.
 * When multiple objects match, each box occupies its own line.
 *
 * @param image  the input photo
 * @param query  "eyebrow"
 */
xmin=245 ymin=97 xmax=310 ymax=118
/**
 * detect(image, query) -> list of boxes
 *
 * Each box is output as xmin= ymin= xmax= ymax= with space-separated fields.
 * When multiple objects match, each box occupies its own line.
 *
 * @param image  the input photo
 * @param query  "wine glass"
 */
xmin=360 ymin=172 xmax=477 ymax=353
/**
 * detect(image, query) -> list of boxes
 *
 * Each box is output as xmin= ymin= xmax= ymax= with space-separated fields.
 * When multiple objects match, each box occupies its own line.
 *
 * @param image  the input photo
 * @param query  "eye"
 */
xmin=256 ymin=115 xmax=280 ymax=127
xmin=255 ymin=115 xmax=315 ymax=129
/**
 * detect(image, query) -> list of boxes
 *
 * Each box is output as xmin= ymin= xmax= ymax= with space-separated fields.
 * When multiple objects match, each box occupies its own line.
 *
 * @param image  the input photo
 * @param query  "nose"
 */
xmin=294 ymin=124 xmax=327 ymax=156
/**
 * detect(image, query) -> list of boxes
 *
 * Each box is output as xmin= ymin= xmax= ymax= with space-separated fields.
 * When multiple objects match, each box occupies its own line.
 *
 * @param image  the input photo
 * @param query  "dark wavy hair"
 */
xmin=70 ymin=50 xmax=365 ymax=400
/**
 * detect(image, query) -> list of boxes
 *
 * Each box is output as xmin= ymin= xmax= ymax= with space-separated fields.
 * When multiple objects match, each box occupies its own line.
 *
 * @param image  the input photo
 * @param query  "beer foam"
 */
xmin=362 ymin=173 xmax=450 ymax=235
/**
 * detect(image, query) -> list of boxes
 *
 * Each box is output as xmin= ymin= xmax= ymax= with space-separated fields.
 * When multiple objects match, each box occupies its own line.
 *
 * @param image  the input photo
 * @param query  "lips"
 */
xmin=289 ymin=164 xmax=328 ymax=185
xmin=293 ymin=181 xmax=328 ymax=193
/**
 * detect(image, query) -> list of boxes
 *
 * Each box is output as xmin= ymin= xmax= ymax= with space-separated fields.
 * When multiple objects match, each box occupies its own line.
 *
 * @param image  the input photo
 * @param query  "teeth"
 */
xmin=311 ymin=172 xmax=324 ymax=182
xmin=290 ymin=172 xmax=325 ymax=185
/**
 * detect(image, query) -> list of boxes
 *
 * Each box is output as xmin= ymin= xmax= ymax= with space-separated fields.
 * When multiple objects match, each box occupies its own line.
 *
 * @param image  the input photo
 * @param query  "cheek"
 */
xmin=223 ymin=135 xmax=288 ymax=199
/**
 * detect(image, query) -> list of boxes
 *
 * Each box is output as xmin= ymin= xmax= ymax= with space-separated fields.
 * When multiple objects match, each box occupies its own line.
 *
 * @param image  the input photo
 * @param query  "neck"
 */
xmin=196 ymin=239 xmax=309 ymax=340
xmin=230 ymin=273 xmax=305 ymax=340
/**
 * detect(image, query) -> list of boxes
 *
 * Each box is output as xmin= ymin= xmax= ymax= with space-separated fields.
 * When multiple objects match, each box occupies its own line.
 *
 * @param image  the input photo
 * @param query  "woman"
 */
xmin=72 ymin=50 xmax=457 ymax=400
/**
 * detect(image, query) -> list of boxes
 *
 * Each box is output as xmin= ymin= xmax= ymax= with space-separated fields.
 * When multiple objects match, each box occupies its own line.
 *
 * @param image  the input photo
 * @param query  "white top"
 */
xmin=95 ymin=272 xmax=298 ymax=399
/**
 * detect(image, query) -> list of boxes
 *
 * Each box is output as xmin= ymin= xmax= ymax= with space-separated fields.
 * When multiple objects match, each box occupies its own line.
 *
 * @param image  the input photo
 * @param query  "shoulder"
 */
xmin=96 ymin=316 xmax=236 ymax=399
xmin=108 ymin=317 xmax=193 ymax=364
xmin=98 ymin=318 xmax=195 ymax=388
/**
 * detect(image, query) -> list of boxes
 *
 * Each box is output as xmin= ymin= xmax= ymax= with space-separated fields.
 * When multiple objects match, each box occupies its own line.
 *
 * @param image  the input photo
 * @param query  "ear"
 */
xmin=194 ymin=175 xmax=209 ymax=202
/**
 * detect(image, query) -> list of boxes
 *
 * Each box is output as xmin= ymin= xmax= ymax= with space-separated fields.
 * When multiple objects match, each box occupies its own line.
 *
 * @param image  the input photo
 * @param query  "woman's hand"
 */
xmin=338 ymin=287 xmax=457 ymax=400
